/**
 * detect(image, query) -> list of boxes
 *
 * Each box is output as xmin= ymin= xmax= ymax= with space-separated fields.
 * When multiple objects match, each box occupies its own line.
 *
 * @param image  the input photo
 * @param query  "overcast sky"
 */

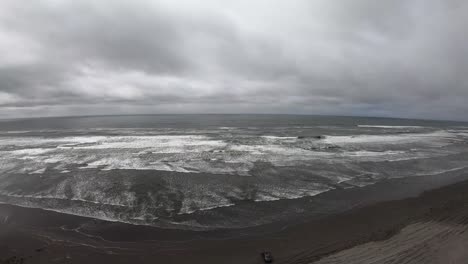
xmin=0 ymin=0 xmax=467 ymax=120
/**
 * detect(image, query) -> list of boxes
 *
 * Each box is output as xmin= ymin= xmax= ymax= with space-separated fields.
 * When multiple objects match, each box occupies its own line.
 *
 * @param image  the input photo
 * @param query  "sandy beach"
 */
xmin=1 ymin=169 xmax=468 ymax=264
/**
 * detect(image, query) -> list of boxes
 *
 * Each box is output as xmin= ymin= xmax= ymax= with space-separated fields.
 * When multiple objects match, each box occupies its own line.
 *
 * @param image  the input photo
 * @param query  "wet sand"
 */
xmin=1 ymin=171 xmax=468 ymax=264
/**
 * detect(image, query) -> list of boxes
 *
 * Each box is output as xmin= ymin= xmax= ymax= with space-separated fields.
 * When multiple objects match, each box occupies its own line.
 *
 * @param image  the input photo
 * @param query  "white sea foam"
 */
xmin=0 ymin=191 xmax=135 ymax=208
xmin=0 ymin=136 xmax=104 ymax=147
xmin=29 ymin=168 xmax=46 ymax=174
xmin=178 ymin=203 xmax=235 ymax=215
xmin=87 ymin=157 xmax=197 ymax=173
xmin=254 ymin=188 xmax=330 ymax=202
xmin=452 ymin=131 xmax=468 ymax=137
xmin=0 ymin=184 xmax=329 ymax=228
xmin=228 ymin=144 xmax=321 ymax=157
xmin=0 ymin=193 xmax=67 ymax=200
xmin=69 ymin=135 xmax=226 ymax=152
xmin=357 ymin=125 xmax=424 ymax=129
xmin=416 ymin=166 xmax=468 ymax=176
xmin=253 ymin=193 xmax=281 ymax=202
xmin=130 ymin=215 xmax=159 ymax=221
xmin=323 ymin=131 xmax=451 ymax=145
xmin=261 ymin=136 xmax=297 ymax=140
xmin=3 ymin=130 xmax=33 ymax=134
xmin=342 ymin=150 xmax=405 ymax=157
xmin=0 ymin=130 xmax=458 ymax=176
xmin=11 ymin=148 xmax=56 ymax=156
xmin=0 ymin=201 xmax=128 ymax=225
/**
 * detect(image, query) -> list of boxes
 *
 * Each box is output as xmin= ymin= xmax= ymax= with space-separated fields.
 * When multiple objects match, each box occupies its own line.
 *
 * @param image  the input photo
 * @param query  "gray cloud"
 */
xmin=0 ymin=0 xmax=467 ymax=120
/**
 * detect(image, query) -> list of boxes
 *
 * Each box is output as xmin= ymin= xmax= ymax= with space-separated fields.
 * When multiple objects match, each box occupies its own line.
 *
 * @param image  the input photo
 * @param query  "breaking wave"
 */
xmin=0 ymin=121 xmax=467 ymax=229
xmin=357 ymin=125 xmax=424 ymax=129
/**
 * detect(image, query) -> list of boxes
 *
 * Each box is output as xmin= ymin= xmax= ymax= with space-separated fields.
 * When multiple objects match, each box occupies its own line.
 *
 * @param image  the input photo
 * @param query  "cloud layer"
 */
xmin=0 ymin=0 xmax=467 ymax=120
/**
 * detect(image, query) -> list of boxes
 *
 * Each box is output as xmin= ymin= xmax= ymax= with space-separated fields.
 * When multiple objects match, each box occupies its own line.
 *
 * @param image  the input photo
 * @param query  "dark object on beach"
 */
xmin=261 ymin=251 xmax=273 ymax=263
xmin=298 ymin=135 xmax=325 ymax=139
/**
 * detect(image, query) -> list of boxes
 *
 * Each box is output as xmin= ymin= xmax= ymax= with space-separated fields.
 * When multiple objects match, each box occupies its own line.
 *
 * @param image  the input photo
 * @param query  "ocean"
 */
xmin=0 ymin=114 xmax=467 ymax=230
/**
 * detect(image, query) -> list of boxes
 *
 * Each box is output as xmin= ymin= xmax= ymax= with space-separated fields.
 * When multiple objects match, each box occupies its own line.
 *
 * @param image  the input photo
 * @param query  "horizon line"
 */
xmin=1 ymin=113 xmax=466 ymax=124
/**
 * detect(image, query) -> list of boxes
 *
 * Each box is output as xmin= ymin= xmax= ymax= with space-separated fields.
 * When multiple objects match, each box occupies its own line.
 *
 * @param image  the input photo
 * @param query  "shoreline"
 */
xmin=2 ymin=171 xmax=468 ymax=263
xmin=2 ymin=163 xmax=468 ymax=234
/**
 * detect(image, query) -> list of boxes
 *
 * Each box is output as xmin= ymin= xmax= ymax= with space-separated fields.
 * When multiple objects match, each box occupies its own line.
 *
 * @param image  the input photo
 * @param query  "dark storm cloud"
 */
xmin=0 ymin=0 xmax=467 ymax=120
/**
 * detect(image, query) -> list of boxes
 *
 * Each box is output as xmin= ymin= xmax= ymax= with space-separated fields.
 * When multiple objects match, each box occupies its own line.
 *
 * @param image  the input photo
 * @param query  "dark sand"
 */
xmin=1 ymin=170 xmax=468 ymax=264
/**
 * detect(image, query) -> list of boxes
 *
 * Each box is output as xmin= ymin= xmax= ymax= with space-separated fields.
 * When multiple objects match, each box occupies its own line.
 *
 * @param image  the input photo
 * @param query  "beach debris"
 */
xmin=35 ymin=247 xmax=46 ymax=252
xmin=261 ymin=251 xmax=273 ymax=263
